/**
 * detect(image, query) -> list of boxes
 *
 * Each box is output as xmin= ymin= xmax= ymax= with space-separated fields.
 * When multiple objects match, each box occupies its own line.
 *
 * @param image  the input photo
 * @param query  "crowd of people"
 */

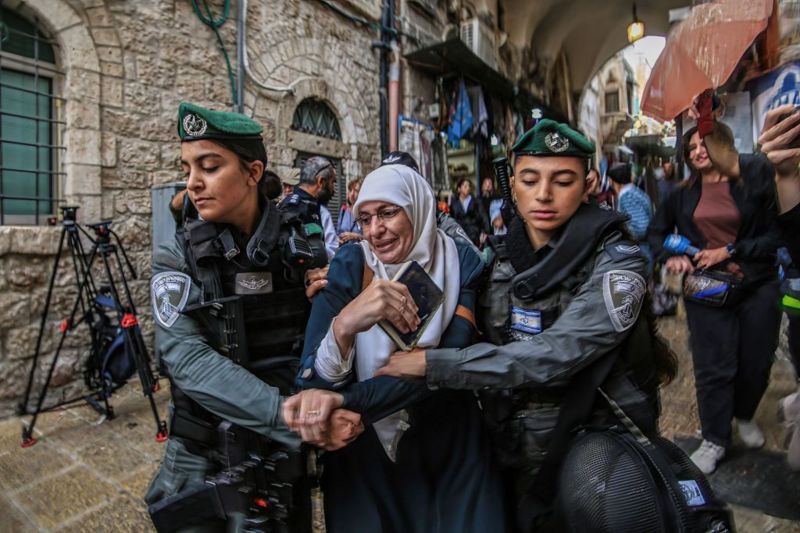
xmin=144 ymin=99 xmax=800 ymax=532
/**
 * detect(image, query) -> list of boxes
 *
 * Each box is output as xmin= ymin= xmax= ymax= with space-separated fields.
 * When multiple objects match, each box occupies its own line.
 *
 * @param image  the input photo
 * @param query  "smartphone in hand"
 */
xmin=776 ymin=107 xmax=800 ymax=149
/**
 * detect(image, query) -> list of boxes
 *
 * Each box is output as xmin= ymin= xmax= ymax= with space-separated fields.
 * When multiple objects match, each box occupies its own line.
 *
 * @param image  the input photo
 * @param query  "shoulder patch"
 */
xmin=151 ymin=271 xmax=192 ymax=329
xmin=602 ymin=269 xmax=646 ymax=332
xmin=605 ymin=242 xmax=642 ymax=261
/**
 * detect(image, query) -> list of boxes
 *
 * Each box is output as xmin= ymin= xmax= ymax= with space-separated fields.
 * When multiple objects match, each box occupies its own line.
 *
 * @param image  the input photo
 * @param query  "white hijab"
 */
xmin=352 ymin=164 xmax=461 ymax=382
xmin=351 ymin=164 xmax=461 ymax=459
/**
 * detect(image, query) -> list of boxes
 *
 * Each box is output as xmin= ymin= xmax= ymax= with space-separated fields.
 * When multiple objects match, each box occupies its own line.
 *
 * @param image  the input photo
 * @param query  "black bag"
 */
xmin=683 ymin=269 xmax=742 ymax=307
xmin=555 ymin=391 xmax=734 ymax=533
xmin=101 ymin=327 xmax=135 ymax=387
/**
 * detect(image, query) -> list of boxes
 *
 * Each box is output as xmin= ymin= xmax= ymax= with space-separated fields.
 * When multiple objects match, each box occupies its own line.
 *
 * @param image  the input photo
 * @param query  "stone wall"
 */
xmin=0 ymin=0 xmax=381 ymax=418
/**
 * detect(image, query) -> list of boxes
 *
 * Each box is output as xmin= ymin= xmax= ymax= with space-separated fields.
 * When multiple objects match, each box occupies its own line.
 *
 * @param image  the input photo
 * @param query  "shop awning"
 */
xmin=625 ymin=134 xmax=675 ymax=157
xmin=404 ymin=38 xmax=566 ymax=122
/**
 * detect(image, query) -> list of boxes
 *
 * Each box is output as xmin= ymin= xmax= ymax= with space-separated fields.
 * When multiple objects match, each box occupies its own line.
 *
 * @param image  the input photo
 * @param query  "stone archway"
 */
xmin=243 ymin=22 xmax=381 ymax=181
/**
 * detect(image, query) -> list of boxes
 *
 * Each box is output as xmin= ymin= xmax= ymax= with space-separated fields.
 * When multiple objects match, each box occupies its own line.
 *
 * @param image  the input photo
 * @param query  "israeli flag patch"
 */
xmin=151 ymin=271 xmax=191 ymax=329
xmin=510 ymin=306 xmax=542 ymax=335
xmin=678 ymin=480 xmax=706 ymax=507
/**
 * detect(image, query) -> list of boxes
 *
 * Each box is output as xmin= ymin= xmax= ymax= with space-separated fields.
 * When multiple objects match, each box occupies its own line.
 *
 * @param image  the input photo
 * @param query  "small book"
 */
xmin=379 ymin=260 xmax=444 ymax=351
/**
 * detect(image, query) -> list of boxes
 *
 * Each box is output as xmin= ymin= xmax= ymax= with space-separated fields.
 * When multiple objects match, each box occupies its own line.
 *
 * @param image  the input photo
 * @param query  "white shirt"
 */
xmin=320 ymin=205 xmax=339 ymax=259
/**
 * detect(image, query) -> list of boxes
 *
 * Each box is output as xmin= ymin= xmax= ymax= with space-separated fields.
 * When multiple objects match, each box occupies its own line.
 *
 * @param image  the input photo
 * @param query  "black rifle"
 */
xmin=148 ymin=422 xmax=310 ymax=533
xmin=492 ymin=156 xmax=514 ymax=226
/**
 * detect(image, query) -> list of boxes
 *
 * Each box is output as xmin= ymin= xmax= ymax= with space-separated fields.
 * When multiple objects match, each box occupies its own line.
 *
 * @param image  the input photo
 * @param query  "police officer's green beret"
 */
xmin=177 ymin=102 xmax=263 ymax=141
xmin=511 ymin=119 xmax=595 ymax=158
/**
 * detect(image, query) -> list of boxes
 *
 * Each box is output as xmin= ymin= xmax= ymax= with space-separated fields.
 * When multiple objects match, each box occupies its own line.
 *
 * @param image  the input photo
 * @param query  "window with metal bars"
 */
xmin=291 ymin=98 xmax=342 ymax=141
xmin=0 ymin=8 xmax=64 ymax=225
xmin=605 ymin=90 xmax=620 ymax=114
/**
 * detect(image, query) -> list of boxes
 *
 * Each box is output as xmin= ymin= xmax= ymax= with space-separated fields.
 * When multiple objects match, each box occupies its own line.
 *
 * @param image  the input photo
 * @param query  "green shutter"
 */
xmin=1 ymin=68 xmax=53 ymax=218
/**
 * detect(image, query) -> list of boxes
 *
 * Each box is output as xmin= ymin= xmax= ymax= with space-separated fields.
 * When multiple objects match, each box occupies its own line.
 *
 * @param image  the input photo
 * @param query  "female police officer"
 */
xmin=379 ymin=119 xmax=676 ymax=531
xmin=145 ymin=103 xmax=360 ymax=532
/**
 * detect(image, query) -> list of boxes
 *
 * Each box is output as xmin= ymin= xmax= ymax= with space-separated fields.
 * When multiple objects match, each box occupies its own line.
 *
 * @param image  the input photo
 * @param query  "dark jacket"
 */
xmin=450 ymin=194 xmax=489 ymax=245
xmin=647 ymin=153 xmax=781 ymax=285
xmin=295 ymin=240 xmax=508 ymax=533
xmin=296 ymin=240 xmax=484 ymax=422
xmin=779 ymin=202 xmax=800 ymax=267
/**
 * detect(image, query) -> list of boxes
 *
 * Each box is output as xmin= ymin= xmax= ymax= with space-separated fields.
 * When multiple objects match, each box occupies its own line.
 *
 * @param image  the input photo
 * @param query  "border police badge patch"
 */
xmin=544 ymin=131 xmax=569 ymax=153
xmin=602 ymin=270 xmax=646 ymax=332
xmin=151 ymin=272 xmax=191 ymax=328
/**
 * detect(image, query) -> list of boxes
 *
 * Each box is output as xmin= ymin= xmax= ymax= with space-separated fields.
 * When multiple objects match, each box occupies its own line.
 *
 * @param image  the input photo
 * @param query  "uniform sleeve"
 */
xmin=426 ymin=245 xmax=648 ymax=390
xmin=152 ymin=239 xmax=299 ymax=448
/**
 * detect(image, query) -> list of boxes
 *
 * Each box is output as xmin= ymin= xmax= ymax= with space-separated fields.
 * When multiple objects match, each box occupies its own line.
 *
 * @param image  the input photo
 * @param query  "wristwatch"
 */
xmin=725 ymin=243 xmax=736 ymax=257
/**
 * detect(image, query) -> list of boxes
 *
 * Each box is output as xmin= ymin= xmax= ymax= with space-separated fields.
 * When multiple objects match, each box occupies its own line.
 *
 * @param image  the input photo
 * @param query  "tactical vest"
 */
xmin=479 ymin=231 xmax=657 ymax=400
xmin=477 ymin=221 xmax=661 ymax=479
xmin=480 ymin=237 xmax=595 ymax=348
xmin=169 ymin=201 xmax=310 ymax=447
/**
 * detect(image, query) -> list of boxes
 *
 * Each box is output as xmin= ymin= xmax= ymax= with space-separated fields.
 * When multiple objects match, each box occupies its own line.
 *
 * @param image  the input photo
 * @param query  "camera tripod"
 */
xmin=18 ymin=206 xmax=167 ymax=446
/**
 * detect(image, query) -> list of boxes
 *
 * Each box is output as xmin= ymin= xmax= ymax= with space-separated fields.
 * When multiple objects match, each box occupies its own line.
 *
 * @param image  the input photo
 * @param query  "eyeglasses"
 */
xmin=356 ymin=206 xmax=402 ymax=227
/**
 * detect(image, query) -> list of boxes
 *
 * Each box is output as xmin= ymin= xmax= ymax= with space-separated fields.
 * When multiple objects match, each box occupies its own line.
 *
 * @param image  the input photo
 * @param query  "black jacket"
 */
xmin=779 ymin=202 xmax=800 ymax=267
xmin=647 ymin=153 xmax=781 ymax=285
xmin=450 ymin=194 xmax=489 ymax=245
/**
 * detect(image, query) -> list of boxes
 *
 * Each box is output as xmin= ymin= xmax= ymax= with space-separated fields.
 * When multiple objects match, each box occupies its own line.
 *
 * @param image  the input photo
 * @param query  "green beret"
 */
xmin=177 ymin=102 xmax=263 ymax=141
xmin=511 ymin=119 xmax=595 ymax=159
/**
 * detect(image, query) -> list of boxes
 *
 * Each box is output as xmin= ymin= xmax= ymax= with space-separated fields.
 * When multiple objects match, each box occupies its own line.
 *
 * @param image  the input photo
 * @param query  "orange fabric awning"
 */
xmin=640 ymin=0 xmax=774 ymax=122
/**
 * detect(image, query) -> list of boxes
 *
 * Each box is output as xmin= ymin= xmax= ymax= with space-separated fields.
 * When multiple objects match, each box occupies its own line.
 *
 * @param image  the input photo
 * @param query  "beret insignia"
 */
xmin=182 ymin=113 xmax=207 ymax=137
xmin=544 ymin=132 xmax=569 ymax=153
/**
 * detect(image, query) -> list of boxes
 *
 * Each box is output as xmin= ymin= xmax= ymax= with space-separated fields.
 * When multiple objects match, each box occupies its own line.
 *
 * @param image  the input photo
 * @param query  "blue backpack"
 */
xmin=95 ymin=294 xmax=136 ymax=389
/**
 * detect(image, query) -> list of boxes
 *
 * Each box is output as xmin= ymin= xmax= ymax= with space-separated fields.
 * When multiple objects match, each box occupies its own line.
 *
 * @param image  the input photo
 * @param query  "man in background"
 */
xmin=608 ymin=162 xmax=653 ymax=269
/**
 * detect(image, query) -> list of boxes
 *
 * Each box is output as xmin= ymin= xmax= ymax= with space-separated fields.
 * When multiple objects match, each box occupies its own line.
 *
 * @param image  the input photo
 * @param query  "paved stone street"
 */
xmin=1 ymin=310 xmax=799 ymax=532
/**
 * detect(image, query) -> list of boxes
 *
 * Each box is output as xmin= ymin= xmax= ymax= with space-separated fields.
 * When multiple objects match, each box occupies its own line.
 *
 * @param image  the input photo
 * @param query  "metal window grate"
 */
xmin=605 ymin=91 xmax=620 ymax=114
xmin=0 ymin=7 xmax=64 ymax=225
xmin=291 ymin=98 xmax=342 ymax=141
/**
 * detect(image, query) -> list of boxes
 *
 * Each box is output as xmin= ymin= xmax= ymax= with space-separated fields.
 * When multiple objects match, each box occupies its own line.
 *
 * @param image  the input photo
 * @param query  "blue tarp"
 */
xmin=448 ymin=79 xmax=473 ymax=146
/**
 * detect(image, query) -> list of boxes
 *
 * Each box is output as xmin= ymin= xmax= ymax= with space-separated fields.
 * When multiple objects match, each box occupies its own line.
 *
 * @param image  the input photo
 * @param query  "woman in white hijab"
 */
xmin=284 ymin=164 xmax=508 ymax=533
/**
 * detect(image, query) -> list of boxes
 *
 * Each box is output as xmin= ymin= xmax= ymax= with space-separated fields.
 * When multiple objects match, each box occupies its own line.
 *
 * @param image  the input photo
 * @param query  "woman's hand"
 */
xmin=694 ymin=247 xmax=731 ymax=270
xmin=338 ymin=232 xmax=362 ymax=245
xmin=759 ymin=104 xmax=800 ymax=180
xmin=325 ymin=409 xmax=364 ymax=451
xmin=304 ymin=266 xmax=329 ymax=299
xmin=665 ymin=255 xmax=694 ymax=274
xmin=375 ymin=349 xmax=427 ymax=378
xmin=334 ymin=279 xmax=421 ymax=355
xmin=282 ymin=389 xmax=344 ymax=444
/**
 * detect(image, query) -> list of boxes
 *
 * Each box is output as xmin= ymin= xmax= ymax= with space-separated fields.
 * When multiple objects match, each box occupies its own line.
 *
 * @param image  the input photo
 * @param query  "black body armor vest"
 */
xmin=478 ymin=205 xmax=660 ymax=425
xmin=169 ymin=200 xmax=311 ymax=446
